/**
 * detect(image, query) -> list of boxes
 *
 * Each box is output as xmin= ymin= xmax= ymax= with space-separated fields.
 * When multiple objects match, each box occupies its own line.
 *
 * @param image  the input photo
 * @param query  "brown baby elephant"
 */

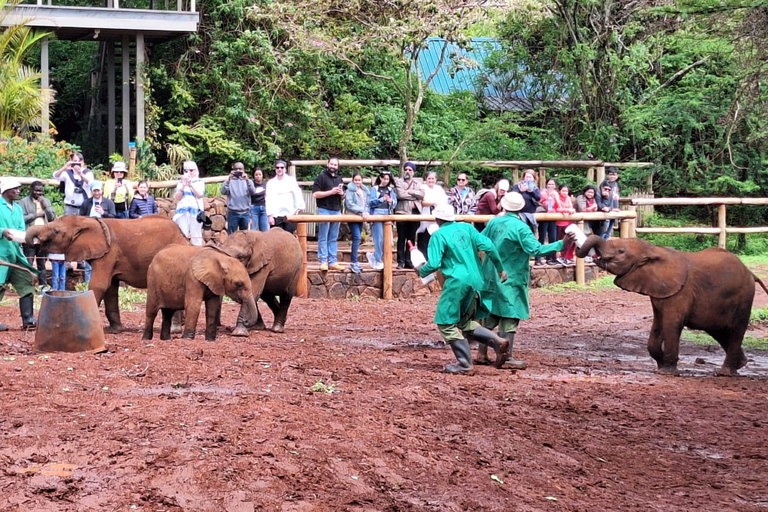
xmin=143 ymin=245 xmax=260 ymax=341
xmin=220 ymin=229 xmax=303 ymax=334
xmin=577 ymin=235 xmax=768 ymax=376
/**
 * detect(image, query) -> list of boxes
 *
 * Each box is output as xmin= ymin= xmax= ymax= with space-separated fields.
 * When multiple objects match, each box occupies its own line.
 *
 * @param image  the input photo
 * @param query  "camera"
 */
xmin=233 ymin=171 xmax=243 ymax=178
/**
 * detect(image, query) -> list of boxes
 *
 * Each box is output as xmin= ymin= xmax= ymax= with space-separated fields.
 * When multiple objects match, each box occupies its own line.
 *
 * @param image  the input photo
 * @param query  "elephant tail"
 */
xmin=754 ymin=273 xmax=768 ymax=296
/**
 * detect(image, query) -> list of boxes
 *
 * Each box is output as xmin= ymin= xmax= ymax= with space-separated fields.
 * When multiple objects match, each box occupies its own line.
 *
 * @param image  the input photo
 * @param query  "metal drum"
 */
xmin=34 ymin=290 xmax=106 ymax=353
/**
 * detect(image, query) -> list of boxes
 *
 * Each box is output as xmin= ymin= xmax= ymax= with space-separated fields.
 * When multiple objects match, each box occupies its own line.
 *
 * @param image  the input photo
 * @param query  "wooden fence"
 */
xmin=288 ymin=211 xmax=638 ymax=299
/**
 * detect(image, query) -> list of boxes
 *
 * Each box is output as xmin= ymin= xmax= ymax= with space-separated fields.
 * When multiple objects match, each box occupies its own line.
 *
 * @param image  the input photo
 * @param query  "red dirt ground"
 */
xmin=1 ymin=281 xmax=767 ymax=511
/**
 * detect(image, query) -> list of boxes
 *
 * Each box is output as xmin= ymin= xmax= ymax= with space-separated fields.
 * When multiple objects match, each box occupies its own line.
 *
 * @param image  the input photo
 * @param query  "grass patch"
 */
xmin=682 ymin=330 xmax=768 ymax=350
xmin=540 ymin=274 xmax=616 ymax=293
xmin=73 ymin=283 xmax=146 ymax=312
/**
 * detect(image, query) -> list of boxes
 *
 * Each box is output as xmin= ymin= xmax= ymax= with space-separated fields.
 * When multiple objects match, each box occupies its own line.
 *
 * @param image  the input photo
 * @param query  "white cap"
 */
xmin=498 ymin=179 xmax=510 ymax=192
xmin=432 ymin=204 xmax=456 ymax=222
xmin=0 ymin=178 xmax=22 ymax=194
xmin=111 ymin=161 xmax=127 ymax=173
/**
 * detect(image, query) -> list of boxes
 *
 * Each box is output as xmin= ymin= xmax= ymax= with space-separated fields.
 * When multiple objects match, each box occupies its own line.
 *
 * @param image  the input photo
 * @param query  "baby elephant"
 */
xmin=143 ymin=245 xmax=260 ymax=341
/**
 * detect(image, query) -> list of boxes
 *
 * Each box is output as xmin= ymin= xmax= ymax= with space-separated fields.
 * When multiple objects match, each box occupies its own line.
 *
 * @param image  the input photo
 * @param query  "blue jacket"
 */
xmin=368 ymin=184 xmax=397 ymax=213
xmin=129 ymin=194 xmax=159 ymax=218
xmin=344 ymin=182 xmax=369 ymax=215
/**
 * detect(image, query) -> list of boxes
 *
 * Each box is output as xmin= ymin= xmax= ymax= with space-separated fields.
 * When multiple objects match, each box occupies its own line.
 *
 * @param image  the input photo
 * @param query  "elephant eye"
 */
xmin=235 ymin=281 xmax=245 ymax=289
xmin=617 ymin=248 xmax=625 ymax=254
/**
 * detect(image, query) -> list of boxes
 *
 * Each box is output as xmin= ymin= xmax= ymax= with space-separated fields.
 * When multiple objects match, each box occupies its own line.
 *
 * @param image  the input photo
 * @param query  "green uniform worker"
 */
xmin=0 ymin=179 xmax=38 ymax=331
xmin=418 ymin=204 xmax=511 ymax=373
xmin=477 ymin=192 xmax=575 ymax=367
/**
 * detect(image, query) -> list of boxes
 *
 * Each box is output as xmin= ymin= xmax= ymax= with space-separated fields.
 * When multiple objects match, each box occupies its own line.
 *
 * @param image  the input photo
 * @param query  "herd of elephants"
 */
xmin=23 ymin=214 xmax=768 ymax=377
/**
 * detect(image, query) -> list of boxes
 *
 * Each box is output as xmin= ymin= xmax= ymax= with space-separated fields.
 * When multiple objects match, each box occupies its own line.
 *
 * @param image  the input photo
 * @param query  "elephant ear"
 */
xmin=192 ymin=250 xmax=227 ymax=296
xmin=221 ymin=232 xmax=271 ymax=275
xmin=67 ymin=219 xmax=111 ymax=261
xmin=613 ymin=246 xmax=687 ymax=298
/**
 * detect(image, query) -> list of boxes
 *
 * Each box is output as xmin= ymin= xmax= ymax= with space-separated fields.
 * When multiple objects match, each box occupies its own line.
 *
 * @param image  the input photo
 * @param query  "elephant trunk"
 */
xmin=239 ymin=295 xmax=260 ymax=329
xmin=25 ymin=225 xmax=45 ymax=246
xmin=575 ymin=234 xmax=605 ymax=259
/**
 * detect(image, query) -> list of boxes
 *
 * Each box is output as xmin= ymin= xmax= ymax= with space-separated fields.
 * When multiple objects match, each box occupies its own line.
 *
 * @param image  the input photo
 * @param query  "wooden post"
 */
xmin=538 ymin=167 xmax=547 ymax=189
xmin=596 ymin=165 xmax=606 ymax=185
xmin=383 ymin=221 xmax=393 ymax=299
xmin=620 ymin=218 xmax=631 ymax=239
xmin=587 ymin=167 xmax=595 ymax=183
xmin=128 ymin=144 xmax=137 ymax=174
xmin=511 ymin=166 xmax=519 ymax=184
xmin=575 ymin=220 xmax=585 ymax=285
xmin=718 ymin=204 xmax=727 ymax=249
xmin=296 ymin=222 xmax=308 ymax=297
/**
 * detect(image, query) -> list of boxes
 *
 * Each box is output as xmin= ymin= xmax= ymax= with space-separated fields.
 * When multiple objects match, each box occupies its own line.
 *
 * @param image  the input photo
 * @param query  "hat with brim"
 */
xmin=433 ymin=204 xmax=456 ymax=222
xmin=111 ymin=161 xmax=127 ymax=174
xmin=0 ymin=179 xmax=22 ymax=194
xmin=501 ymin=191 xmax=526 ymax=212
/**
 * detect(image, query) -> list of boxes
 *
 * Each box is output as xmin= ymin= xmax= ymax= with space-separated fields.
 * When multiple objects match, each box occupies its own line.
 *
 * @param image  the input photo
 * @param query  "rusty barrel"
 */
xmin=34 ymin=290 xmax=106 ymax=353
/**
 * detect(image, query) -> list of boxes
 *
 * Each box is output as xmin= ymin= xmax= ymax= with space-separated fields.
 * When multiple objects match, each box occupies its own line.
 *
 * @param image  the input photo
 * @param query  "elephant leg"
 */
xmin=183 ymin=301 xmax=202 ymax=340
xmin=647 ymin=313 xmax=664 ymax=368
xmin=103 ymin=282 xmax=123 ymax=333
xmin=266 ymin=293 xmax=292 ymax=333
xmin=648 ymin=303 xmax=683 ymax=375
xmin=204 ymin=296 xmax=222 ymax=341
xmin=709 ymin=327 xmax=748 ymax=376
xmin=160 ymin=309 xmax=175 ymax=340
xmin=142 ymin=299 xmax=159 ymax=341
xmin=170 ymin=311 xmax=184 ymax=334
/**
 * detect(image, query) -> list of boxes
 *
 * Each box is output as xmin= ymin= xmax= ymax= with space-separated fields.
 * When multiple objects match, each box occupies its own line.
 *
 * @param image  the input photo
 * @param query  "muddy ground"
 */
xmin=0 ymin=280 xmax=767 ymax=512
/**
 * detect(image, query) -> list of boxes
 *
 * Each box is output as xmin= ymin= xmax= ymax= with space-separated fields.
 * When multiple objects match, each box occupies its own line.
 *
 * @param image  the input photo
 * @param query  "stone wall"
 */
xmin=155 ymin=196 xmax=230 ymax=244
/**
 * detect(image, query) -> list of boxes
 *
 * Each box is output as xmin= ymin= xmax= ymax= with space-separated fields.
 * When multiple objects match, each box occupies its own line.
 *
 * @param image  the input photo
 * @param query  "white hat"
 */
xmin=432 ymin=204 xmax=456 ymax=222
xmin=498 ymin=179 xmax=510 ymax=192
xmin=0 ymin=178 xmax=22 ymax=194
xmin=501 ymin=191 xmax=526 ymax=212
xmin=111 ymin=161 xmax=127 ymax=173
xmin=182 ymin=161 xmax=198 ymax=172
xmin=90 ymin=180 xmax=103 ymax=191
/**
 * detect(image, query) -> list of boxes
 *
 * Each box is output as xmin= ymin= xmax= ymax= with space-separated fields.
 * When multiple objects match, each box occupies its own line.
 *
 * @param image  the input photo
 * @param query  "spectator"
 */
xmin=250 ymin=167 xmax=269 ymax=232
xmin=129 ymin=180 xmax=158 ymax=218
xmin=574 ymin=184 xmax=603 ymax=238
xmin=312 ymin=157 xmax=345 ymax=271
xmin=512 ymin=169 xmax=541 ymax=235
xmin=48 ymin=252 xmax=67 ymax=291
xmin=222 ymin=161 xmax=257 ymax=234
xmin=53 ymin=151 xmax=94 ymax=216
xmin=80 ymin=180 xmax=116 ymax=285
xmin=476 ymin=192 xmax=574 ymax=368
xmin=537 ymin=178 xmax=558 ymax=266
xmin=20 ymin=181 xmax=55 ymax=288
xmin=449 ymin=172 xmax=476 ymax=215
xmin=394 ymin=161 xmax=424 ymax=269
xmin=599 ymin=166 xmax=620 ymax=239
xmin=266 ymin=160 xmax=305 ymax=233
xmin=417 ymin=204 xmax=510 ymax=374
xmin=416 ymin=171 xmax=448 ymax=257
xmin=554 ymin=184 xmax=576 ymax=266
xmin=366 ymin=169 xmax=397 ymax=271
xmin=102 ymin=161 xmax=134 ymax=219
xmin=173 ymin=160 xmax=206 ymax=246
xmin=475 ymin=179 xmax=510 ymax=231
xmin=0 ymin=179 xmax=38 ymax=330
xmin=344 ymin=172 xmax=369 ymax=274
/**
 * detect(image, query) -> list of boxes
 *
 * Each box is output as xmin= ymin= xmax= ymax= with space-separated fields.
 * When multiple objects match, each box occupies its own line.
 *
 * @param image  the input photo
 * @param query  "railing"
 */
xmin=630 ymin=197 xmax=768 ymax=249
xmin=23 ymin=0 xmax=196 ymax=12
xmin=288 ymin=211 xmax=638 ymax=298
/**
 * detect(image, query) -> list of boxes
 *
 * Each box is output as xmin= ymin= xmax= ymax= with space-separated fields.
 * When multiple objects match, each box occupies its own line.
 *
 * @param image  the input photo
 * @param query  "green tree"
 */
xmin=0 ymin=0 xmax=53 ymax=139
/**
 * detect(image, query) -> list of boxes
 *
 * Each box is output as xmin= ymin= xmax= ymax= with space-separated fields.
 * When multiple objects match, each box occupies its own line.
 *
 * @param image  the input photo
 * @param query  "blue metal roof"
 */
xmin=417 ymin=37 xmax=499 ymax=95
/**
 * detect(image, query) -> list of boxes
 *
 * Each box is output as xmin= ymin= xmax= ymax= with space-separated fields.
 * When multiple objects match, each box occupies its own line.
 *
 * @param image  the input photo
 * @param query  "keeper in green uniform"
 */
xmin=0 ymin=179 xmax=38 ymax=331
xmin=418 ymin=204 xmax=511 ymax=373
xmin=477 ymin=191 xmax=575 ymax=368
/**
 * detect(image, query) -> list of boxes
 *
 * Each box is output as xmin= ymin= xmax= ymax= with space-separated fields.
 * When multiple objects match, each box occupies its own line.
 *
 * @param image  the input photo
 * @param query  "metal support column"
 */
xmin=107 ymin=41 xmax=116 ymax=155
xmin=135 ymin=33 xmax=145 ymax=143
xmin=41 ymin=37 xmax=49 ymax=137
xmin=121 ymin=34 xmax=130 ymax=159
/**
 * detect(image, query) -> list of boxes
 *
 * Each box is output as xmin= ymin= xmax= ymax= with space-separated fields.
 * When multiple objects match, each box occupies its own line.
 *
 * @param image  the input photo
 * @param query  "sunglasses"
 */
xmin=276 ymin=166 xmax=285 ymax=169
xmin=457 ymin=178 xmax=467 ymax=182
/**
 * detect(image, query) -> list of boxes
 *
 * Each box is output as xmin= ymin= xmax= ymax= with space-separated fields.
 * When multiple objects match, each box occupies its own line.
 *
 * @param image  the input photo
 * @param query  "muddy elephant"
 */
xmin=577 ymin=235 xmax=768 ymax=376
xmin=143 ymin=245 xmax=260 ymax=341
xmin=220 ymin=229 xmax=303 ymax=334
xmin=26 ymin=215 xmax=189 ymax=333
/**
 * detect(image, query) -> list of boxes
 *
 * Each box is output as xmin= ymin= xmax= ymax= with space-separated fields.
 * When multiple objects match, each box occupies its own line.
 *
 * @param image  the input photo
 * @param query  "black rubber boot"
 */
xmin=500 ymin=332 xmax=527 ymax=369
xmin=445 ymin=338 xmax=473 ymax=374
xmin=20 ymin=294 xmax=36 ymax=330
xmin=469 ymin=326 xmax=510 ymax=369
xmin=474 ymin=344 xmax=491 ymax=365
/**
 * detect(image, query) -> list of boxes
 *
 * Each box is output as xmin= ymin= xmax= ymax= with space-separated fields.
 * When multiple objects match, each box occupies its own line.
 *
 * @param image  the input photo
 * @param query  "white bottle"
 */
xmin=408 ymin=241 xmax=435 ymax=284
xmin=564 ymin=224 xmax=595 ymax=256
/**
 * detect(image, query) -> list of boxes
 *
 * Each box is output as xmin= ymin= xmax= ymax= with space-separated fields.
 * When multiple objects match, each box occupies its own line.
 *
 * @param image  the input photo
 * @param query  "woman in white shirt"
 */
xmin=416 ymin=171 xmax=448 ymax=257
xmin=173 ymin=161 xmax=206 ymax=246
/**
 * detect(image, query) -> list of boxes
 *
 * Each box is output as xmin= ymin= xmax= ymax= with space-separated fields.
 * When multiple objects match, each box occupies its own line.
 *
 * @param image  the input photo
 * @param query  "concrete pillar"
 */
xmin=122 ymin=35 xmax=130 ymax=159
xmin=41 ymin=37 xmax=49 ymax=137
xmin=136 ymin=33 xmax=145 ymax=143
xmin=107 ymin=41 xmax=116 ymax=155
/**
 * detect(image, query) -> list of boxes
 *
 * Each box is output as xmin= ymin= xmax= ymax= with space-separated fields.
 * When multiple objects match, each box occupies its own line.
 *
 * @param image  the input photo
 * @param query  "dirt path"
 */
xmin=0 ymin=285 xmax=766 ymax=511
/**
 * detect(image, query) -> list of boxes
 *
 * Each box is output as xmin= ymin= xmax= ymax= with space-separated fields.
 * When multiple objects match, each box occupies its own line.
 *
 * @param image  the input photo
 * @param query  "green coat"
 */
xmin=0 ymin=197 xmax=35 ymax=283
xmin=481 ymin=212 xmax=563 ymax=320
xmin=419 ymin=221 xmax=504 ymax=325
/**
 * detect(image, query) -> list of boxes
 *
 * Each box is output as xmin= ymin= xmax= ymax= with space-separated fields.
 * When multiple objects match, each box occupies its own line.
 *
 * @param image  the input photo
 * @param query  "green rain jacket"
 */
xmin=0 ymin=196 xmax=36 ymax=283
xmin=481 ymin=212 xmax=563 ymax=320
xmin=419 ymin=221 xmax=504 ymax=325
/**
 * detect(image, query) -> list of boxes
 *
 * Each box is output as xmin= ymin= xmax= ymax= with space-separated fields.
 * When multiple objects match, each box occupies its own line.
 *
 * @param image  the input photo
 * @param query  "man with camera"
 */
xmin=53 ymin=152 xmax=94 ymax=216
xmin=221 ymin=161 xmax=257 ymax=234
